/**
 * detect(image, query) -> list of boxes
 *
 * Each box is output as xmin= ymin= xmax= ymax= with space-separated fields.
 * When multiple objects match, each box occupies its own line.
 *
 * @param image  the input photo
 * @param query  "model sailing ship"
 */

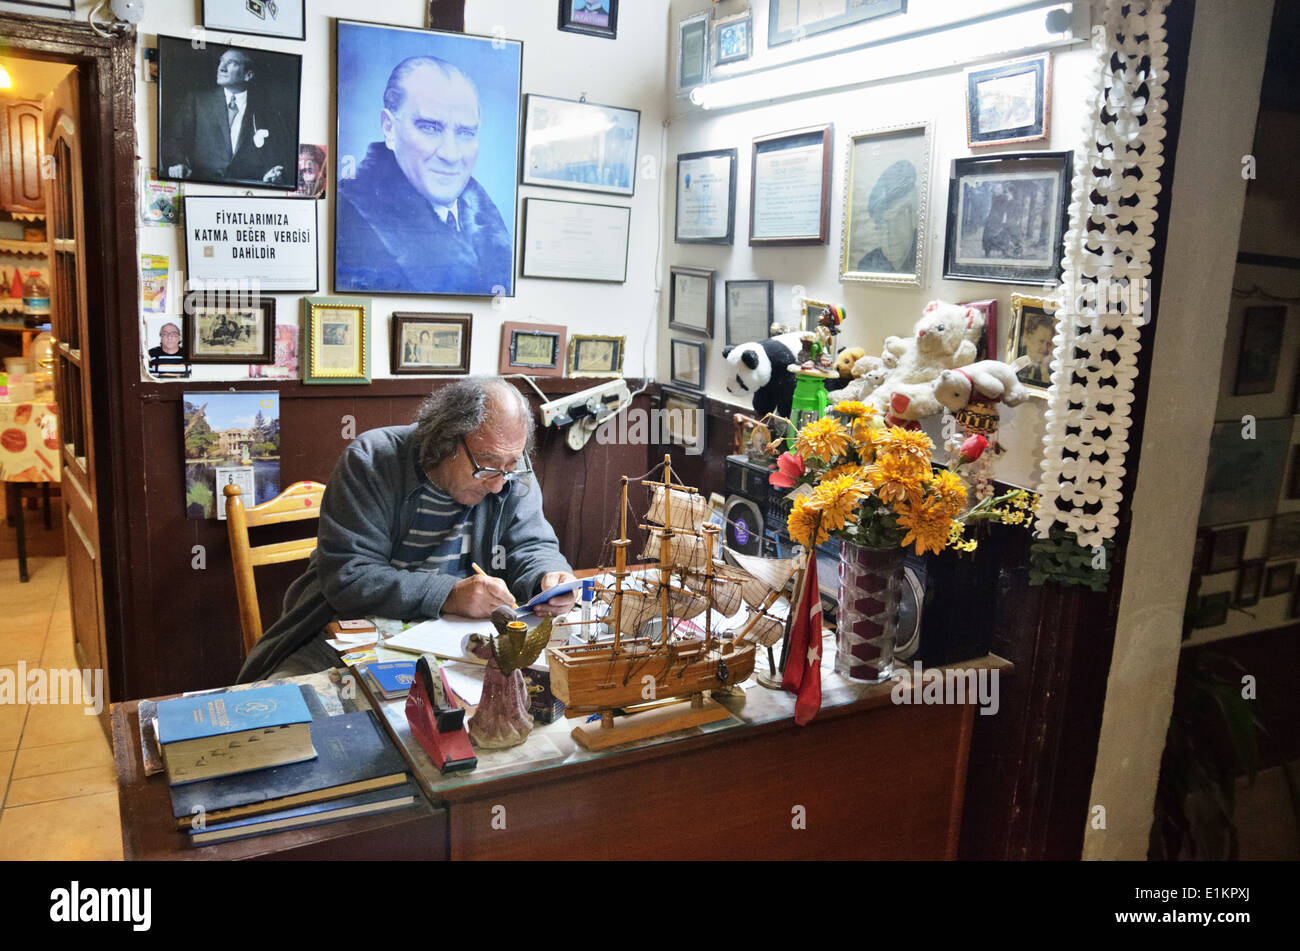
xmin=546 ymin=455 xmax=797 ymax=749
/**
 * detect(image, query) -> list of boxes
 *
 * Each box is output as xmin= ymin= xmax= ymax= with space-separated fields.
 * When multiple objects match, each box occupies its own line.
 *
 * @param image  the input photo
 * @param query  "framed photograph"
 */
xmin=1236 ymin=560 xmax=1264 ymax=606
xmin=1269 ymin=512 xmax=1300 ymax=560
xmin=183 ymin=294 xmax=275 ymax=365
xmin=661 ymin=386 xmax=706 ymax=452
xmin=800 ymin=298 xmax=836 ymax=334
xmin=714 ymin=11 xmax=753 ymax=66
xmin=750 ymin=125 xmax=833 ymax=246
xmin=183 ymin=196 xmax=319 ymax=292
xmin=1233 ymin=306 xmax=1287 ymax=396
xmin=677 ymin=12 xmax=710 ymax=97
xmin=335 ymin=20 xmax=522 ymax=298
xmin=1193 ymin=529 xmax=1211 ymax=574
xmin=768 ymin=0 xmax=906 ymax=47
xmin=725 ymin=280 xmax=774 ymax=347
xmin=499 ymin=322 xmax=566 ymax=377
xmin=521 ymin=95 xmax=640 ymax=197
xmin=1008 ymin=293 xmax=1056 ymax=394
xmin=943 ymin=151 xmax=1073 ymax=285
xmin=294 ymin=144 xmax=327 ymax=199
xmin=157 ymin=36 xmax=302 ymax=190
xmin=1265 ymin=562 xmax=1295 ymax=598
xmin=568 ymin=334 xmax=625 ymax=378
xmin=669 ymin=266 xmax=715 ymax=337
xmin=559 ymin=0 xmax=618 ymax=39
xmin=1195 ymin=592 xmax=1231 ymax=628
xmin=1201 ymin=418 xmax=1291 ymax=525
xmin=965 ymin=55 xmax=1051 ymax=148
xmin=1207 ymin=526 xmax=1248 ymax=574
xmin=391 ymin=313 xmax=471 ymax=375
xmin=676 ymin=149 xmax=737 ymax=245
xmin=840 ymin=122 xmax=931 ymax=286
xmin=670 ymin=339 xmax=706 ymax=390
xmin=520 ymin=198 xmax=631 ymax=283
xmin=303 ymin=297 xmax=370 ymax=385
xmin=203 ymin=0 xmax=306 ymax=41
xmin=959 ymin=298 xmax=999 ymax=363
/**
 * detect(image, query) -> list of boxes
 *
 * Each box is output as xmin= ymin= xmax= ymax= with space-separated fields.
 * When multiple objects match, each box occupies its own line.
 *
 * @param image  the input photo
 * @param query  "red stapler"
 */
xmin=405 ymin=653 xmax=477 ymax=773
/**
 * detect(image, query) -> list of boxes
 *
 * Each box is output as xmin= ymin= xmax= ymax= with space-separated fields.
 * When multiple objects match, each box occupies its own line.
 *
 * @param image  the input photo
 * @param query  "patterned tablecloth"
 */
xmin=0 ymin=402 xmax=60 ymax=483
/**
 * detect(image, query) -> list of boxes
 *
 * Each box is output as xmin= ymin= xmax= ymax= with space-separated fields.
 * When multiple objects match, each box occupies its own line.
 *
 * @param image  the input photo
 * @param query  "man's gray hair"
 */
xmin=383 ymin=56 xmax=479 ymax=114
xmin=414 ymin=377 xmax=534 ymax=472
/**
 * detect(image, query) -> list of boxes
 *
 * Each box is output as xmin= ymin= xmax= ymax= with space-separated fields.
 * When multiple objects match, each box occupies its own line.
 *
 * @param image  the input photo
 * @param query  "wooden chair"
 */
xmin=225 ymin=480 xmax=326 ymax=658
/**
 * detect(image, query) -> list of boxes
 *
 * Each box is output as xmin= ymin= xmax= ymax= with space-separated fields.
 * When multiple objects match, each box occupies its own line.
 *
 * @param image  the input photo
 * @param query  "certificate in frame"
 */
xmin=768 ymin=0 xmax=907 ymax=48
xmin=499 ymin=321 xmax=567 ymax=378
xmin=725 ymin=280 xmax=774 ymax=347
xmin=568 ymin=334 xmax=626 ymax=378
xmin=520 ymin=198 xmax=631 ymax=284
xmin=390 ymin=313 xmax=471 ymax=375
xmin=840 ymin=121 xmax=932 ymax=287
xmin=660 ymin=386 xmax=707 ymax=452
xmin=750 ymin=125 xmax=833 ymax=246
xmin=669 ymin=266 xmax=716 ymax=337
xmin=303 ymin=296 xmax=370 ymax=385
xmin=521 ymin=94 xmax=640 ymax=197
xmin=675 ymin=148 xmax=737 ymax=245
xmin=670 ymin=339 xmax=706 ymax=391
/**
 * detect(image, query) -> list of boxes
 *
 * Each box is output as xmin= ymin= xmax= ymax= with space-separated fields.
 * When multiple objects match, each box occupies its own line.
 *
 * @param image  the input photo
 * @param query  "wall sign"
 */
xmin=183 ymin=195 xmax=319 ymax=292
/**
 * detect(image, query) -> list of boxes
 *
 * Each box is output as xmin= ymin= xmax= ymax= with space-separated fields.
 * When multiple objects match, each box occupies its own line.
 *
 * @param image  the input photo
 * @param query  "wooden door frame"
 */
xmin=0 ymin=15 xmax=138 ymax=702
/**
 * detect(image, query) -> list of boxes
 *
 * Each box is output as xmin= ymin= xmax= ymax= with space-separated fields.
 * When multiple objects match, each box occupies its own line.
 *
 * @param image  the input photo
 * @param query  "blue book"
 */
xmin=187 ymin=781 xmax=419 ymax=846
xmin=365 ymin=661 xmax=417 ymax=699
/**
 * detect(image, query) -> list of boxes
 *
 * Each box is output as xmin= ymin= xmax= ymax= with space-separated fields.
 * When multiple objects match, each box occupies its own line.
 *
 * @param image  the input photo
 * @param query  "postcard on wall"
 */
xmin=140 ymin=176 xmax=180 ymax=227
xmin=141 ymin=254 xmax=169 ymax=314
xmin=248 ymin=323 xmax=300 ymax=380
xmin=142 ymin=316 xmax=190 ymax=380
xmin=183 ymin=391 xmax=281 ymax=519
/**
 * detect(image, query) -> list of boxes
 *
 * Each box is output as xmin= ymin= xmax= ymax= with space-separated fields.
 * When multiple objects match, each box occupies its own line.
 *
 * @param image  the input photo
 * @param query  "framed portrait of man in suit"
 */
xmin=157 ymin=36 xmax=303 ymax=191
xmin=334 ymin=20 xmax=524 ymax=298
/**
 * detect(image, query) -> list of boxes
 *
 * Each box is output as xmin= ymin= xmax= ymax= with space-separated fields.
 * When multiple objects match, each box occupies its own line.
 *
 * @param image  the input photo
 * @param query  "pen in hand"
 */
xmin=471 ymin=562 xmax=517 ymax=609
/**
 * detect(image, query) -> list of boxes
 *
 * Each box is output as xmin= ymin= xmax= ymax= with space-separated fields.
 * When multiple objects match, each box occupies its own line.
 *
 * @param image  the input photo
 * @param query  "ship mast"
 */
xmin=611 ymin=476 xmax=629 ymax=651
xmin=659 ymin=453 xmax=673 ymax=644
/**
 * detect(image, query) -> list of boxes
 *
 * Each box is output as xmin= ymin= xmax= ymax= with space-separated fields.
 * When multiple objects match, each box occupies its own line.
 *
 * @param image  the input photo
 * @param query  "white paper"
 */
xmin=383 ymin=614 xmax=494 ymax=661
xmin=440 ymin=660 xmax=485 ymax=706
xmin=522 ymin=200 xmax=630 ymax=282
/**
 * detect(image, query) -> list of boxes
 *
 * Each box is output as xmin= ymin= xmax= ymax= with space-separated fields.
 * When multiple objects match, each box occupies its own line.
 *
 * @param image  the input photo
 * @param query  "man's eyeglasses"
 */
xmin=460 ymin=436 xmax=531 ymax=482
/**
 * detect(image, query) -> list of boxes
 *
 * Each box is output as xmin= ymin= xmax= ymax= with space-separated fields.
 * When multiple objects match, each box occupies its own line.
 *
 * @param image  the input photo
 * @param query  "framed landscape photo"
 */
xmin=768 ymin=0 xmax=907 ymax=47
xmin=841 ymin=122 xmax=931 ymax=286
xmin=943 ymin=151 xmax=1073 ymax=285
xmin=670 ymin=339 xmax=706 ymax=390
xmin=183 ymin=196 xmax=319 ymax=292
xmin=334 ymin=20 xmax=523 ymax=298
xmin=521 ymin=95 xmax=640 ymax=197
xmin=661 ymin=387 xmax=706 ymax=452
xmin=1233 ymin=306 xmax=1287 ymax=396
xmin=559 ymin=0 xmax=618 ymax=39
xmin=203 ymin=0 xmax=306 ymax=41
xmin=669 ymin=266 xmax=715 ymax=337
xmin=676 ymin=149 xmax=737 ymax=245
xmin=1008 ymin=293 xmax=1057 ymax=394
xmin=499 ymin=322 xmax=566 ymax=377
xmin=568 ymin=334 xmax=625 ymax=378
xmin=965 ymin=55 xmax=1051 ymax=148
xmin=303 ymin=297 xmax=370 ymax=385
xmin=714 ymin=11 xmax=753 ymax=66
xmin=725 ymin=280 xmax=774 ymax=347
xmin=183 ymin=294 xmax=275 ymax=365
xmin=520 ymin=198 xmax=631 ymax=283
xmin=157 ymin=36 xmax=302 ymax=190
xmin=391 ymin=313 xmax=471 ymax=375
xmin=750 ymin=125 xmax=833 ymax=246
xmin=677 ymin=12 xmax=710 ymax=97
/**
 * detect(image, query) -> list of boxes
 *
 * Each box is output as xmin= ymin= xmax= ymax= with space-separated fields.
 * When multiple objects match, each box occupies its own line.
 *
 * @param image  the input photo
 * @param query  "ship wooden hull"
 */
xmin=547 ymin=637 xmax=757 ymax=715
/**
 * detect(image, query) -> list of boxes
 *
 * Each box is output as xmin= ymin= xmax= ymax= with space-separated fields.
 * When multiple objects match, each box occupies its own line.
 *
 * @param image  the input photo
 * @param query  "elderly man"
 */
xmin=335 ymin=56 xmax=513 ymax=295
xmin=238 ymin=377 xmax=576 ymax=682
xmin=855 ymin=159 xmax=919 ymax=274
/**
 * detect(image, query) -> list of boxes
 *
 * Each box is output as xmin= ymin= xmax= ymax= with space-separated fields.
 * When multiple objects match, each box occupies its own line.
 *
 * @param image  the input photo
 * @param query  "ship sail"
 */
xmin=725 ymin=547 xmax=799 ymax=607
xmin=645 ymin=484 xmax=708 ymax=531
xmin=639 ymin=530 xmax=706 ymax=570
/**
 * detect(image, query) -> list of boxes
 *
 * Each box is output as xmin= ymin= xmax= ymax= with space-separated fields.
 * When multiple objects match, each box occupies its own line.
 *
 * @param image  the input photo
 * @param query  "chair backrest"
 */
xmin=225 ymin=480 xmax=325 ymax=658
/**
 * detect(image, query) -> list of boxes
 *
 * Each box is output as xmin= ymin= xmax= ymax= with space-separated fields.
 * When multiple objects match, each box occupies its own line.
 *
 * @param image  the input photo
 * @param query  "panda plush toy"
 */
xmin=720 ymin=331 xmax=805 ymax=419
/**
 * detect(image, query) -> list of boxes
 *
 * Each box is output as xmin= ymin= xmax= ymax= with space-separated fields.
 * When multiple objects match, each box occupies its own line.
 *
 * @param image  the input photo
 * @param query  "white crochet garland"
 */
xmin=1033 ymin=0 xmax=1169 ymax=547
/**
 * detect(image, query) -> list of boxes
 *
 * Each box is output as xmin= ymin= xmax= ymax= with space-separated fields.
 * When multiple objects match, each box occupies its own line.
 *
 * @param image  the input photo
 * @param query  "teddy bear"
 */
xmin=866 ymin=301 xmax=984 ymax=415
xmin=933 ymin=361 xmax=1031 ymax=411
xmin=831 ymin=353 xmax=889 ymax=404
xmin=835 ymin=347 xmax=867 ymax=379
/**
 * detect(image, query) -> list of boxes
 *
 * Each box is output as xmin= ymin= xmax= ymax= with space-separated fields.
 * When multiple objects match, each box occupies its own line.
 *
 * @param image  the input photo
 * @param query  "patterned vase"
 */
xmin=835 ymin=541 xmax=906 ymax=683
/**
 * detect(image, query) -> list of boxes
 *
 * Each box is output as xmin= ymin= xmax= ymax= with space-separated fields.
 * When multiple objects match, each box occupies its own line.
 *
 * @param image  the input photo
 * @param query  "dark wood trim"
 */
xmin=132 ymin=376 xmax=647 ymax=402
xmin=1236 ymin=251 xmax=1300 ymax=270
xmin=426 ymin=0 xmax=466 ymax=33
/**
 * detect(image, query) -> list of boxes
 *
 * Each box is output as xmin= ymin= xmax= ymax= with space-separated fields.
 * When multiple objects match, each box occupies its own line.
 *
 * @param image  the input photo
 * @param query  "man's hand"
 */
xmin=262 ymin=165 xmax=284 ymax=183
xmin=532 ymin=570 xmax=578 ymax=618
xmin=444 ymin=575 xmax=516 ymax=618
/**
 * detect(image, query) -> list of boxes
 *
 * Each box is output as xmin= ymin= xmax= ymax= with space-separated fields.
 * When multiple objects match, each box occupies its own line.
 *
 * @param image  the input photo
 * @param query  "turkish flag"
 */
xmin=781 ymin=555 xmax=822 ymax=725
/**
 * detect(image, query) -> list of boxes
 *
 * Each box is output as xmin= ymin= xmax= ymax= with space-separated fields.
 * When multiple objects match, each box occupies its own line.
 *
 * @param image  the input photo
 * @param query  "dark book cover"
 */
xmin=187 ymin=781 xmax=418 ymax=846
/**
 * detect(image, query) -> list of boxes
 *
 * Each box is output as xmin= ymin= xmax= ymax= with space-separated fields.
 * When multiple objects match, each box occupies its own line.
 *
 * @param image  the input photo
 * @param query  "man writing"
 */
xmin=238 ymin=377 xmax=576 ymax=682
xmin=335 ymin=56 xmax=513 ymax=295
xmin=161 ymin=47 xmax=292 ymax=187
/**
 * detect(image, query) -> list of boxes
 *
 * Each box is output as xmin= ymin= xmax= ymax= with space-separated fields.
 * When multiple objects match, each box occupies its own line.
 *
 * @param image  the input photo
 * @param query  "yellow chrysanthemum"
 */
xmin=811 ymin=474 xmax=871 ymax=532
xmin=795 ymin=416 xmax=851 ymax=461
xmin=932 ymin=469 xmax=968 ymax=511
xmin=786 ymin=495 xmax=829 ymax=548
xmin=823 ymin=463 xmax=867 ymax=483
xmin=895 ymin=498 xmax=957 ymax=556
xmin=831 ymin=400 xmax=873 ymax=418
xmin=879 ymin=426 xmax=934 ymax=462
xmin=867 ymin=455 xmax=926 ymax=507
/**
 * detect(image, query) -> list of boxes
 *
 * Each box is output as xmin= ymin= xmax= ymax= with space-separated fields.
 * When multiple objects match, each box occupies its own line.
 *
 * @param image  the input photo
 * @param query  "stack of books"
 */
xmin=155 ymin=684 xmax=417 ymax=846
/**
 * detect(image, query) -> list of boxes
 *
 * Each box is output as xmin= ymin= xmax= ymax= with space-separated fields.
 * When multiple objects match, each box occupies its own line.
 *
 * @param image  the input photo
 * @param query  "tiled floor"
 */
xmin=0 ymin=555 xmax=123 ymax=860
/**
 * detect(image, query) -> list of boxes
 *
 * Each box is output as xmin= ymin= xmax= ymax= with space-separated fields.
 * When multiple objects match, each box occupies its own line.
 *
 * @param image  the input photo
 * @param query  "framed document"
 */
xmin=675 ymin=148 xmax=737 ymax=245
xmin=521 ymin=94 xmax=640 ymax=197
xmin=725 ymin=280 xmax=774 ymax=346
xmin=669 ymin=266 xmax=715 ymax=337
xmin=183 ymin=294 xmax=275 ymax=365
xmin=303 ymin=297 xmax=370 ymax=384
xmin=768 ymin=0 xmax=906 ymax=48
xmin=840 ymin=121 xmax=932 ymax=287
xmin=520 ymin=198 xmax=631 ymax=283
xmin=568 ymin=334 xmax=625 ymax=378
xmin=203 ymin=0 xmax=306 ymax=41
xmin=677 ymin=11 xmax=710 ymax=97
xmin=391 ymin=313 xmax=471 ymax=375
xmin=499 ymin=321 xmax=566 ymax=377
xmin=183 ymin=196 xmax=319 ymax=292
xmin=661 ymin=386 xmax=706 ymax=452
xmin=750 ymin=125 xmax=832 ymax=246
xmin=670 ymin=339 xmax=706 ymax=390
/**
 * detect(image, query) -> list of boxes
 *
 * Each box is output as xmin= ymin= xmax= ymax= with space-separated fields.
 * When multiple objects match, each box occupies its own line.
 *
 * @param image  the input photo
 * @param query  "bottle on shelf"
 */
xmin=23 ymin=271 xmax=50 ymax=316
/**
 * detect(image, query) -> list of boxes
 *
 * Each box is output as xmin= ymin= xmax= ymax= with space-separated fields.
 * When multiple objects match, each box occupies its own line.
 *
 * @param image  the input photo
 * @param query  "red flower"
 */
xmin=769 ymin=452 xmax=806 ymax=488
xmin=958 ymin=433 xmax=988 ymax=464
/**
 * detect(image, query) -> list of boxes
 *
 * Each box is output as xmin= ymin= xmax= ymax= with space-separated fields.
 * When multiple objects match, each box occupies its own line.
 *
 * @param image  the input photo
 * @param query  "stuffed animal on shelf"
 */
xmin=835 ymin=347 xmax=867 ymax=379
xmin=883 ymin=380 xmax=945 ymax=426
xmin=721 ymin=331 xmax=805 ymax=418
xmin=866 ymin=301 xmax=984 ymax=414
xmin=832 ymin=353 xmax=889 ymax=404
xmin=933 ymin=361 xmax=1032 ymax=411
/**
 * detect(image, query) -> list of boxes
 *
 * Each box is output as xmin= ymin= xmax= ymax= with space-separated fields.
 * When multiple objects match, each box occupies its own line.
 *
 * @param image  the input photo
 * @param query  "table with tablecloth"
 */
xmin=1 ymin=401 xmax=60 ymax=581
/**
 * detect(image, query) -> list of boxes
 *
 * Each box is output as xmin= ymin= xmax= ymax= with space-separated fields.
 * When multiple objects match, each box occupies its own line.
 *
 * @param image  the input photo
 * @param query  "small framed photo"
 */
xmin=714 ymin=11 xmax=753 ymax=66
xmin=1195 ymin=592 xmax=1231 ymax=628
xmin=670 ymin=339 xmax=706 ymax=391
xmin=669 ymin=266 xmax=715 ymax=337
xmin=1233 ymin=306 xmax=1287 ymax=396
xmin=1207 ymin=525 xmax=1248 ymax=574
xmin=183 ymin=294 xmax=275 ymax=365
xmin=959 ymin=298 xmax=999 ymax=363
xmin=303 ymin=296 xmax=370 ymax=385
xmin=521 ymin=95 xmax=640 ymax=197
xmin=750 ymin=125 xmax=833 ymax=246
xmin=1235 ymin=560 xmax=1264 ymax=607
xmin=1269 ymin=512 xmax=1300 ymax=560
xmin=1008 ymin=293 xmax=1057 ymax=394
xmin=1265 ymin=561 xmax=1295 ymax=598
xmin=568 ymin=334 xmax=625 ymax=378
xmin=965 ymin=55 xmax=1051 ymax=148
xmin=203 ymin=0 xmax=306 ymax=41
xmin=499 ymin=322 xmax=566 ymax=377
xmin=841 ymin=121 xmax=932 ymax=286
xmin=661 ymin=386 xmax=706 ymax=452
xmin=725 ymin=280 xmax=774 ymax=347
xmin=943 ymin=151 xmax=1073 ymax=285
xmin=391 ymin=313 xmax=471 ymax=375
xmin=559 ymin=1 xmax=618 ymax=39
xmin=676 ymin=148 xmax=737 ymax=245
xmin=800 ymin=298 xmax=836 ymax=334
xmin=677 ymin=11 xmax=710 ymax=97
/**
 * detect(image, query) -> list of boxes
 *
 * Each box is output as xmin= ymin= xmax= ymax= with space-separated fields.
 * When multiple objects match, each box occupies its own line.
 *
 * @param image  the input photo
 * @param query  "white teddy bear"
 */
xmin=834 ymin=354 xmax=890 ymax=404
xmin=867 ymin=301 xmax=984 ymax=417
xmin=933 ymin=361 xmax=1032 ymax=411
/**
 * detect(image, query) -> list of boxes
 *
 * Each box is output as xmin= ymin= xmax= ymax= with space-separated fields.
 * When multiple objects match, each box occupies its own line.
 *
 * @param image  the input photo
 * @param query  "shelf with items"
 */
xmin=0 ymin=238 xmax=47 ymax=256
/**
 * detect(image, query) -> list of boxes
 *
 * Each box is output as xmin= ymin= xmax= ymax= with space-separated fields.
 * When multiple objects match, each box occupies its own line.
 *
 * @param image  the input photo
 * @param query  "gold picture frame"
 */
xmin=840 ymin=120 xmax=932 ymax=288
xmin=1007 ymin=293 xmax=1057 ymax=396
xmin=567 ymin=334 xmax=625 ymax=378
xmin=303 ymin=296 xmax=370 ymax=384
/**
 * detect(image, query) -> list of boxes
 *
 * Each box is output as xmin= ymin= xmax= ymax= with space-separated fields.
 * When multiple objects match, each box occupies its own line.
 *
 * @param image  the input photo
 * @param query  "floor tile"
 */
xmin=0 ymin=628 xmax=49 ymax=665
xmin=12 ymin=736 xmax=112 ymax=779
xmin=0 ymin=747 xmax=14 ymax=785
xmin=0 ymin=791 xmax=123 ymax=860
xmin=0 ymin=698 xmax=25 ymax=752
xmin=6 ymin=764 xmax=117 ymax=807
xmin=39 ymin=630 xmax=78 ymax=669
xmin=19 ymin=699 xmax=106 ymax=748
